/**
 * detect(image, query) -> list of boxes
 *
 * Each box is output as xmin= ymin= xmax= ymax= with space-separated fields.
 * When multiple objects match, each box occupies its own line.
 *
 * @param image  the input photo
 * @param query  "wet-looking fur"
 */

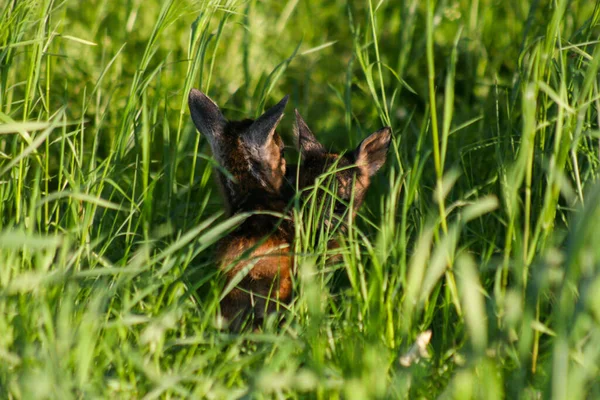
xmin=188 ymin=89 xmax=293 ymax=329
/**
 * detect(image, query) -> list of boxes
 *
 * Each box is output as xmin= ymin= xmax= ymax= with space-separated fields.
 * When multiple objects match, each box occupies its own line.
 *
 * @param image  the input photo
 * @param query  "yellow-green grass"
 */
xmin=1 ymin=0 xmax=599 ymax=398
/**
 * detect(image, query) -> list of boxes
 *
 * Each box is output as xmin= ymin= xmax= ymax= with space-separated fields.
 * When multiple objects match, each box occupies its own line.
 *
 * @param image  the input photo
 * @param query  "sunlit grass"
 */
xmin=1 ymin=0 xmax=600 ymax=398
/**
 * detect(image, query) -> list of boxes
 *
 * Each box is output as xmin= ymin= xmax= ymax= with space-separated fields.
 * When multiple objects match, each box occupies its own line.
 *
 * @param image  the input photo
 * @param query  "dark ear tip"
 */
xmin=188 ymin=88 xmax=223 ymax=116
xmin=188 ymin=88 xmax=216 ymax=111
xmin=188 ymin=88 xmax=204 ymax=103
xmin=274 ymin=94 xmax=290 ymax=109
xmin=263 ymin=94 xmax=289 ymax=118
xmin=294 ymin=109 xmax=307 ymax=125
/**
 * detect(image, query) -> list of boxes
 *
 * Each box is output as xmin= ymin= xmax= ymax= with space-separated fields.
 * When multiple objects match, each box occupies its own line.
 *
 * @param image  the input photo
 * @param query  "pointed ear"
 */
xmin=188 ymin=88 xmax=227 ymax=138
xmin=244 ymin=95 xmax=289 ymax=148
xmin=354 ymin=127 xmax=392 ymax=177
xmin=294 ymin=110 xmax=325 ymax=154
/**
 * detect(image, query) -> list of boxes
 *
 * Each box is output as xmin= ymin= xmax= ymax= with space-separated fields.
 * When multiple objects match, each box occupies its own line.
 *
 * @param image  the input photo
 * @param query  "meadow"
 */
xmin=1 ymin=0 xmax=600 ymax=398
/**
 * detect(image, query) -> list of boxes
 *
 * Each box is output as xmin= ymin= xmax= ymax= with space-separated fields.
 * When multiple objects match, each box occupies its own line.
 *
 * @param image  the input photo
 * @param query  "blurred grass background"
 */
xmin=1 ymin=0 xmax=600 ymax=398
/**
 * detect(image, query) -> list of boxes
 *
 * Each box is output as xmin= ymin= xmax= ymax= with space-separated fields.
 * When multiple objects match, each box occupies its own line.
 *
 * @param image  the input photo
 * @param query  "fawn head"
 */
xmin=188 ymin=89 xmax=289 ymax=213
xmin=292 ymin=110 xmax=392 ymax=221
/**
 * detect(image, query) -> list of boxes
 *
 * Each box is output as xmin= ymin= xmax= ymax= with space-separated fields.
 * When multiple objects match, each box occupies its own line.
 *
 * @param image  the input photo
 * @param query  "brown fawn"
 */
xmin=188 ymin=89 xmax=293 ymax=330
xmin=288 ymin=110 xmax=392 ymax=257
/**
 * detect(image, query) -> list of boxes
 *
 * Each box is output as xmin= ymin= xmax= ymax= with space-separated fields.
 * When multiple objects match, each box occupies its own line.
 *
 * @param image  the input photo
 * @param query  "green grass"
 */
xmin=1 ymin=0 xmax=600 ymax=398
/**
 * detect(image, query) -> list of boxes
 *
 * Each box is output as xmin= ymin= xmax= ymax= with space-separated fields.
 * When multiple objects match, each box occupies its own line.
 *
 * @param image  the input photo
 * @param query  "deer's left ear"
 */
xmin=354 ymin=127 xmax=392 ymax=177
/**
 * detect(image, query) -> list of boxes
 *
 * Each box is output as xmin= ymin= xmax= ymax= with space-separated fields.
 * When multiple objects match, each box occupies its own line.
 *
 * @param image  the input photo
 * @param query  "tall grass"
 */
xmin=1 ymin=0 xmax=599 ymax=398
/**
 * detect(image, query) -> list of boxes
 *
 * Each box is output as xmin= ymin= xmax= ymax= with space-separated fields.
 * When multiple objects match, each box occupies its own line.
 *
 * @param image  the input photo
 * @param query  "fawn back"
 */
xmin=188 ymin=89 xmax=293 ymax=329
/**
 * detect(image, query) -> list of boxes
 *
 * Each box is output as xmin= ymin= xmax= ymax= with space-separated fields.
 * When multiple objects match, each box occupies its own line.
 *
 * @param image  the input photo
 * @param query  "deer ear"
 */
xmin=354 ymin=127 xmax=392 ymax=177
xmin=188 ymin=88 xmax=227 ymax=139
xmin=244 ymin=95 xmax=289 ymax=150
xmin=294 ymin=110 xmax=325 ymax=154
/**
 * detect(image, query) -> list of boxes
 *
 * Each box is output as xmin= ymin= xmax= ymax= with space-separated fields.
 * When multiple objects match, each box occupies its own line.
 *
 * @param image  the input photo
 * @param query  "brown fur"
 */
xmin=188 ymin=89 xmax=293 ymax=330
xmin=217 ymin=235 xmax=292 ymax=327
xmin=210 ymin=119 xmax=286 ymax=215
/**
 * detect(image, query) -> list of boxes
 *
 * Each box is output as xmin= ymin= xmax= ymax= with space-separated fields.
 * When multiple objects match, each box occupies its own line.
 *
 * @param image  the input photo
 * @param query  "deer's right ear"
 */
xmin=294 ymin=110 xmax=325 ymax=155
xmin=245 ymin=94 xmax=289 ymax=149
xmin=188 ymin=88 xmax=227 ymax=138
xmin=354 ymin=127 xmax=392 ymax=177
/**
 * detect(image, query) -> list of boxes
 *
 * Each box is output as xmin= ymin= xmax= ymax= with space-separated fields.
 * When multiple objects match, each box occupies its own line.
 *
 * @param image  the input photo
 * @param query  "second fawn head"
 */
xmin=290 ymin=110 xmax=392 ymax=224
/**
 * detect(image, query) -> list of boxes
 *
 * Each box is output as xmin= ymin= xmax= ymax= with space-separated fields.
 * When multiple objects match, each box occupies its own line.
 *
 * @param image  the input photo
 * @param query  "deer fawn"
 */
xmin=188 ymin=89 xmax=293 ymax=330
xmin=288 ymin=110 xmax=392 ymax=258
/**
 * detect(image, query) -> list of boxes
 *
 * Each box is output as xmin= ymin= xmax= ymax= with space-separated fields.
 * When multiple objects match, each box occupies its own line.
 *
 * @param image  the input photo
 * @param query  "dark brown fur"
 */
xmin=188 ymin=89 xmax=293 ymax=330
xmin=211 ymin=119 xmax=286 ymax=214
